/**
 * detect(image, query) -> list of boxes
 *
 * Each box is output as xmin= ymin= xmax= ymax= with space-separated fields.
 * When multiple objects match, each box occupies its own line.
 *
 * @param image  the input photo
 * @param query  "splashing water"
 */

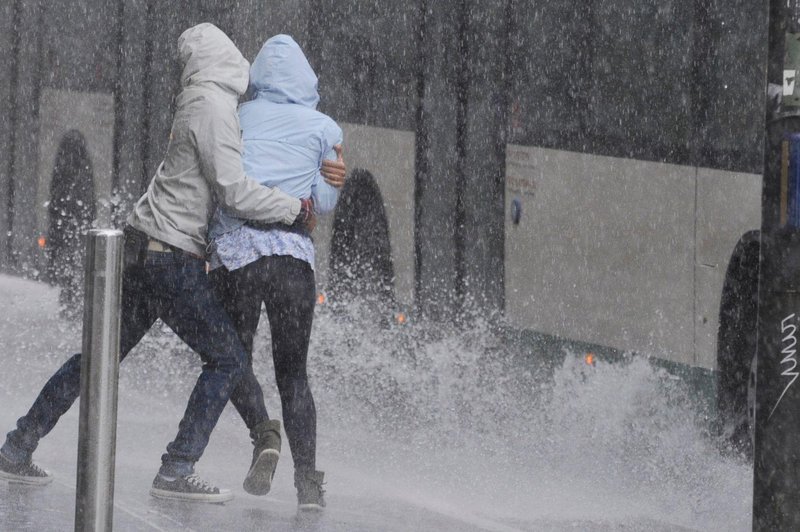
xmin=123 ymin=296 xmax=752 ymax=530
xmin=1 ymin=273 xmax=752 ymax=531
xmin=305 ymin=302 xmax=751 ymax=530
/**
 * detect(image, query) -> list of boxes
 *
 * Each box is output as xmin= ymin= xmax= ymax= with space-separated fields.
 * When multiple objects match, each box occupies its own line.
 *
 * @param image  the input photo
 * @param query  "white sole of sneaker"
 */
xmin=297 ymin=502 xmax=325 ymax=511
xmin=243 ymin=448 xmax=280 ymax=496
xmin=0 ymin=469 xmax=53 ymax=486
xmin=149 ymin=487 xmax=234 ymax=504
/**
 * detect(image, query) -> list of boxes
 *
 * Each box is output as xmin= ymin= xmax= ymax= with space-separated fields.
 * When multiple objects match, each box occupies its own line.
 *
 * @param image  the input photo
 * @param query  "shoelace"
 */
xmin=24 ymin=462 xmax=48 ymax=477
xmin=185 ymin=474 xmax=216 ymax=493
xmin=312 ymin=478 xmax=326 ymax=496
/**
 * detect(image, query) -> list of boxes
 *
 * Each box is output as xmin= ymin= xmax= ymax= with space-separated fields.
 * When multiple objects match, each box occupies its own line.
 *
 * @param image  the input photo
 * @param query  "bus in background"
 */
xmin=0 ymin=0 xmax=766 ymax=455
xmin=306 ymin=0 xmax=765 ymax=456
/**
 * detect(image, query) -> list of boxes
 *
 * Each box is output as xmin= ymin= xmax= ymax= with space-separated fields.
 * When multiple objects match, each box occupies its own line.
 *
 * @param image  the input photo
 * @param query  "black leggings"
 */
xmin=210 ymin=255 xmax=318 ymax=472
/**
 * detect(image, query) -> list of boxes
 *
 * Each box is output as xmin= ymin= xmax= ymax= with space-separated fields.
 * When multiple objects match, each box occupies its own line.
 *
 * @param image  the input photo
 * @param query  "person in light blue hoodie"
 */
xmin=208 ymin=34 xmax=342 ymax=510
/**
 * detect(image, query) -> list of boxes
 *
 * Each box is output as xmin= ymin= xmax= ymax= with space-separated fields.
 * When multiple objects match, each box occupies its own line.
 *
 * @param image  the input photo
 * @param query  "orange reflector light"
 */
xmin=37 ymin=236 xmax=46 ymax=249
xmin=395 ymin=312 xmax=406 ymax=324
xmin=317 ymin=293 xmax=326 ymax=305
xmin=584 ymin=353 xmax=595 ymax=366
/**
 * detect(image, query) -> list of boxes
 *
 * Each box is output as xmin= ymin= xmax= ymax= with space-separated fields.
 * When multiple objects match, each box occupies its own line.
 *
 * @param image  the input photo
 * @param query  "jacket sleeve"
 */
xmin=311 ymin=176 xmax=339 ymax=214
xmin=195 ymin=103 xmax=300 ymax=224
xmin=311 ymin=120 xmax=344 ymax=214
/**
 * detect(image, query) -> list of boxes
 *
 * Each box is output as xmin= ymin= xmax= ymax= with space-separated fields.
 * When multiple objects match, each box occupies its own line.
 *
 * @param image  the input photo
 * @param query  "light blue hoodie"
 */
xmin=210 ymin=34 xmax=342 ymax=239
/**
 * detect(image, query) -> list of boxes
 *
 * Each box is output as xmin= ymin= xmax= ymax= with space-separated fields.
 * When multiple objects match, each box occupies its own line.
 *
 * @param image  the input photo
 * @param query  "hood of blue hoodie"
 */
xmin=249 ymin=34 xmax=319 ymax=109
xmin=178 ymin=23 xmax=249 ymax=96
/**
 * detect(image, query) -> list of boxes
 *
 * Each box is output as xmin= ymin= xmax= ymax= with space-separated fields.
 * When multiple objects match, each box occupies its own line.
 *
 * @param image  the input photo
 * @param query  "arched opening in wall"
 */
xmin=328 ymin=169 xmax=396 ymax=314
xmin=46 ymin=129 xmax=96 ymax=314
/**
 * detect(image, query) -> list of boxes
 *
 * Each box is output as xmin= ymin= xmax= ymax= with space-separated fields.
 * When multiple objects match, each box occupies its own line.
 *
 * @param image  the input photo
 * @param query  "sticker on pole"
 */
xmin=769 ymin=312 xmax=800 ymax=420
xmin=784 ymin=70 xmax=797 ymax=97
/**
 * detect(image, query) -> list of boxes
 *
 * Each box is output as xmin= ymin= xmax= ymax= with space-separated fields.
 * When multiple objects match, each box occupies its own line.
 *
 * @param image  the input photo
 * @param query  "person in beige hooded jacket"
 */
xmin=130 ymin=23 xmax=301 ymax=255
xmin=0 ymin=23 xmax=345 ymax=504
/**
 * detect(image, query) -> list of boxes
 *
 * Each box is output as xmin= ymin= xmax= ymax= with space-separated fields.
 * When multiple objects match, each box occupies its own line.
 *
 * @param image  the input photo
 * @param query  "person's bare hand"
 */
xmin=321 ymin=145 xmax=346 ymax=188
xmin=305 ymin=211 xmax=317 ymax=233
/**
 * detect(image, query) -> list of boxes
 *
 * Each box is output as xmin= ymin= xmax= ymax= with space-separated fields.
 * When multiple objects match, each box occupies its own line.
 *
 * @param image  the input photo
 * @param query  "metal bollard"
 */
xmin=74 ymin=229 xmax=124 ymax=532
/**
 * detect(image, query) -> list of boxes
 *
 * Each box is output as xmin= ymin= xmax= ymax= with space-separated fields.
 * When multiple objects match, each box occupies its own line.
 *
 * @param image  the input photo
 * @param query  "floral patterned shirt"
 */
xmin=208 ymin=224 xmax=315 ymax=272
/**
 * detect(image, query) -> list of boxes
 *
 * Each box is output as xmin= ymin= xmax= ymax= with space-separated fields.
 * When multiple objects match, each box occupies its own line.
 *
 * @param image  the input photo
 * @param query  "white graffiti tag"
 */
xmin=769 ymin=313 xmax=800 ymax=420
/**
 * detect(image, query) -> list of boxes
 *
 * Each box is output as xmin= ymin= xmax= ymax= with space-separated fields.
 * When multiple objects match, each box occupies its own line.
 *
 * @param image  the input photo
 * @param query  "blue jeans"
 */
xmin=3 ymin=235 xmax=246 ymax=477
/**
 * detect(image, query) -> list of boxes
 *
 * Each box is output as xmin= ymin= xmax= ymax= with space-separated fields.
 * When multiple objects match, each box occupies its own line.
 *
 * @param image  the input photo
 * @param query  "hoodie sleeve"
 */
xmin=194 ymin=101 xmax=301 ymax=224
xmin=311 ymin=120 xmax=344 ymax=214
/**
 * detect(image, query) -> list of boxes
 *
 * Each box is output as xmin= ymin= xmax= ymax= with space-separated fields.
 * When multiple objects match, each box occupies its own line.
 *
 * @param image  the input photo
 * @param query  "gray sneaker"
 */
xmin=295 ymin=470 xmax=325 ymax=510
xmin=243 ymin=419 xmax=281 ymax=496
xmin=0 ymin=451 xmax=52 ymax=486
xmin=150 ymin=473 xmax=233 ymax=503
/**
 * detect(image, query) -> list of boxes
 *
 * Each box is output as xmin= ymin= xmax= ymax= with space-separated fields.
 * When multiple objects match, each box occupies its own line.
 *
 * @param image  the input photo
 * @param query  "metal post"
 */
xmin=74 ymin=229 xmax=124 ymax=532
xmin=754 ymin=2 xmax=800 ymax=530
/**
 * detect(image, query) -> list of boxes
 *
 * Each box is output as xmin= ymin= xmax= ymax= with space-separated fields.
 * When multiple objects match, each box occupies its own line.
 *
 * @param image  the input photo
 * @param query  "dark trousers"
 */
xmin=210 ymin=255 xmax=318 ymax=472
xmin=3 ymin=230 xmax=247 ymax=477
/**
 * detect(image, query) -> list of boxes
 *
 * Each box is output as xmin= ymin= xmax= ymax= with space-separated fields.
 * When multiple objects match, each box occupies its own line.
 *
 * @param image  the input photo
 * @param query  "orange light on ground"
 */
xmin=584 ymin=353 xmax=595 ymax=366
xmin=395 ymin=312 xmax=406 ymax=325
xmin=317 ymin=293 xmax=326 ymax=305
xmin=37 ymin=236 xmax=47 ymax=249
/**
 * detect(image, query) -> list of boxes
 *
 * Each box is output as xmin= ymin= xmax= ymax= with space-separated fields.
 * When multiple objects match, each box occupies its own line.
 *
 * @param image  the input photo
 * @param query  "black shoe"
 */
xmin=295 ymin=470 xmax=325 ymax=510
xmin=243 ymin=419 xmax=281 ymax=496
xmin=150 ymin=473 xmax=233 ymax=503
xmin=0 ymin=451 xmax=52 ymax=486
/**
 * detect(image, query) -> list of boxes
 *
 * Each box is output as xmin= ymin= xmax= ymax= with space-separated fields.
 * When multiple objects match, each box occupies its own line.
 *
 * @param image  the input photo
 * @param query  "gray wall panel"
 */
xmin=141 ymin=3 xmax=183 ymax=181
xmin=10 ymin=1 xmax=44 ymax=273
xmin=0 ymin=1 xmax=15 ymax=269
xmin=115 ymin=0 xmax=150 ymax=223
xmin=461 ymin=0 xmax=511 ymax=312
xmin=415 ymin=0 xmax=460 ymax=317
xmin=591 ymin=0 xmax=695 ymax=158
xmin=308 ymin=0 xmax=421 ymax=132
xmin=230 ymin=0 xmax=311 ymax=62
xmin=40 ymin=0 xmax=117 ymax=94
xmin=701 ymin=0 xmax=768 ymax=170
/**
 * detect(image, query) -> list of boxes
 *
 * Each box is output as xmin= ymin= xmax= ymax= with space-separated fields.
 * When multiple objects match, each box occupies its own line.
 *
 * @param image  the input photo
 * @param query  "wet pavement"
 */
xmin=0 ymin=275 xmax=519 ymax=531
xmin=0 ymin=275 xmax=747 ymax=531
